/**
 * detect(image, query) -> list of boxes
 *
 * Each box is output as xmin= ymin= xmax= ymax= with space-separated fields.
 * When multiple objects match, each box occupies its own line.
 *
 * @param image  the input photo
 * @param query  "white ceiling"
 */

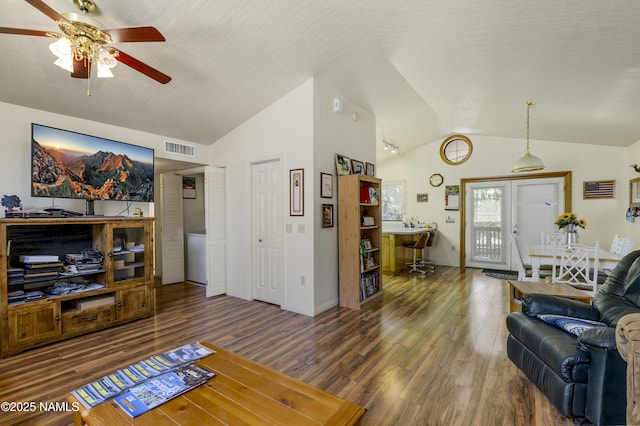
xmin=2 ymin=0 xmax=640 ymax=163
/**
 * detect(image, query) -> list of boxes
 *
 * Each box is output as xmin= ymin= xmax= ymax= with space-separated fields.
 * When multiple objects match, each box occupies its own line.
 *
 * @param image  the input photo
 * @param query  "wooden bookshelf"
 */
xmin=338 ymin=174 xmax=382 ymax=309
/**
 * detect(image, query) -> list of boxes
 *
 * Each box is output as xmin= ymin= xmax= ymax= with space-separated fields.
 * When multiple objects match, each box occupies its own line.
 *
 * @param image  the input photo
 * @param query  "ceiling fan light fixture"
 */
xmin=512 ymin=101 xmax=545 ymax=173
xmin=1 ymin=0 xmax=171 ymax=89
xmin=96 ymin=47 xmax=116 ymax=77
xmin=50 ymin=37 xmax=73 ymax=72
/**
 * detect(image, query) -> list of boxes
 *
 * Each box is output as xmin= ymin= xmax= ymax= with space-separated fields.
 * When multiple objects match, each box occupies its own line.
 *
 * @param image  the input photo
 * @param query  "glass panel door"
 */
xmin=465 ymin=182 xmax=510 ymax=269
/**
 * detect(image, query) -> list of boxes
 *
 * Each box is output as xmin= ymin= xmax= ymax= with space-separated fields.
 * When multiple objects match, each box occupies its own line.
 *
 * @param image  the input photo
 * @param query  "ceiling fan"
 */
xmin=0 ymin=0 xmax=171 ymax=93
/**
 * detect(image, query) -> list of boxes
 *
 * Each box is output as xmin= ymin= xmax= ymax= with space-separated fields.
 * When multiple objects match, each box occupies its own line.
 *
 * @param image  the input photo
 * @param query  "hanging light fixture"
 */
xmin=512 ymin=101 xmax=545 ymax=172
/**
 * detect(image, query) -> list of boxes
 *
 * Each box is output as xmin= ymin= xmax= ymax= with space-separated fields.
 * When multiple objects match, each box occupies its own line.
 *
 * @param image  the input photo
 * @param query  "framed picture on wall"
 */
xmin=321 ymin=172 xmax=333 ymax=198
xmin=322 ymin=204 xmax=333 ymax=227
xmin=290 ymin=168 xmax=304 ymax=216
xmin=182 ymin=176 xmax=196 ymax=199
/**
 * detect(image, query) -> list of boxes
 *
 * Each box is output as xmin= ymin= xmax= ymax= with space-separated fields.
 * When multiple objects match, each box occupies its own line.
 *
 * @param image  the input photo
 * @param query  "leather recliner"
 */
xmin=506 ymin=250 xmax=640 ymax=425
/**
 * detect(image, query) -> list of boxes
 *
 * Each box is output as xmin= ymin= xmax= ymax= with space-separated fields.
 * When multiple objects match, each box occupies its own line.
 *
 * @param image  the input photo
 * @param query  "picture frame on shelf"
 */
xmin=322 ymin=204 xmax=333 ymax=228
xmin=320 ymin=172 xmax=333 ymax=198
xmin=366 ymin=252 xmax=376 ymax=269
xmin=368 ymin=187 xmax=379 ymax=205
xmin=365 ymin=162 xmax=375 ymax=177
xmin=351 ymin=159 xmax=365 ymax=175
xmin=362 ymin=216 xmax=375 ymax=227
xmin=290 ymin=168 xmax=304 ymax=216
xmin=335 ymin=154 xmax=351 ymax=175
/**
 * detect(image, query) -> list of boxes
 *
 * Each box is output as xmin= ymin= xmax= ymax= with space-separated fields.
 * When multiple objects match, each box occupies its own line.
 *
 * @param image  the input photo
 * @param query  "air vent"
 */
xmin=164 ymin=140 xmax=195 ymax=157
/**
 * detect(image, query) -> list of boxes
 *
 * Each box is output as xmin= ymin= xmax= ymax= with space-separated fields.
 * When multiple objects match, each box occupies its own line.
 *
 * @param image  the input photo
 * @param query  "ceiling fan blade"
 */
xmin=25 ymin=0 xmax=68 ymax=22
xmin=108 ymin=48 xmax=171 ymax=84
xmin=103 ymin=27 xmax=166 ymax=43
xmin=0 ymin=27 xmax=51 ymax=37
xmin=71 ymin=58 xmax=89 ymax=79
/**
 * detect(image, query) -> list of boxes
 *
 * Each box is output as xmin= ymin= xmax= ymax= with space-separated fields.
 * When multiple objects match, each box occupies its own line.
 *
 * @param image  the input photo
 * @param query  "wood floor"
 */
xmin=0 ymin=266 xmax=578 ymax=426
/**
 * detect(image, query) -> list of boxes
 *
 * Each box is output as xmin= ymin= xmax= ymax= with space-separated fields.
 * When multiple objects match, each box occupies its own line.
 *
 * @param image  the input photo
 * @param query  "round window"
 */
xmin=440 ymin=134 xmax=473 ymax=165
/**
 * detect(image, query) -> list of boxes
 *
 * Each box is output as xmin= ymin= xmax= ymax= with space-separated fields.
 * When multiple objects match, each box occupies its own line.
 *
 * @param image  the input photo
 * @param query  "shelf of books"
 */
xmin=338 ymin=174 xmax=382 ymax=309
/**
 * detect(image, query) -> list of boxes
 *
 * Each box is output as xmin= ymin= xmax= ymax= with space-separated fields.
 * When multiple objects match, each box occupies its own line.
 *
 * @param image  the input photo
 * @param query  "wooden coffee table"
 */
xmin=68 ymin=342 xmax=366 ymax=425
xmin=508 ymin=280 xmax=592 ymax=313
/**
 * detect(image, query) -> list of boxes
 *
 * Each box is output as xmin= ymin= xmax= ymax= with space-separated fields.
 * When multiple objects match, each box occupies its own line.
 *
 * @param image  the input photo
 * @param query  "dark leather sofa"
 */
xmin=506 ymin=250 xmax=640 ymax=425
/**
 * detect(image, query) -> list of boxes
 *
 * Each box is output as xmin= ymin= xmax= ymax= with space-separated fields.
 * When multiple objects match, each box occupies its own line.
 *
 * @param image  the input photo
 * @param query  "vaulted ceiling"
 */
xmin=1 ymin=0 xmax=640 ymax=162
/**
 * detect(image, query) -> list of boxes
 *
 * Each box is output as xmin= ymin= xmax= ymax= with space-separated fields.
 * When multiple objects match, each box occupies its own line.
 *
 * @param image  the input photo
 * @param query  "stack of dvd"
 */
xmin=7 ymin=268 xmax=24 ymax=284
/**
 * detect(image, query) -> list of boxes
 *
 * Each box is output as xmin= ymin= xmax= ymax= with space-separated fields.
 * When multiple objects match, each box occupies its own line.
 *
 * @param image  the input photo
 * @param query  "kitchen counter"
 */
xmin=381 ymin=225 xmax=436 ymax=273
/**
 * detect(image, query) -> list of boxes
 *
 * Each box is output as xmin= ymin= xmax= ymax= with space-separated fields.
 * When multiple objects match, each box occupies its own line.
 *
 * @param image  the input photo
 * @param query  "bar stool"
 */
xmin=403 ymin=232 xmax=431 ymax=275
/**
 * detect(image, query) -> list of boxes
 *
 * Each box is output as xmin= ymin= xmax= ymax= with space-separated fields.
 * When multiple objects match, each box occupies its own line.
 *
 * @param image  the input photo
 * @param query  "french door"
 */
xmin=464 ymin=177 xmax=564 ymax=270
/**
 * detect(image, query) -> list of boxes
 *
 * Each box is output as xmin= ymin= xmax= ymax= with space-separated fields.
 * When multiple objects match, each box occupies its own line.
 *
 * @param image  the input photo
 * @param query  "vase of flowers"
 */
xmin=554 ymin=213 xmax=587 ymax=248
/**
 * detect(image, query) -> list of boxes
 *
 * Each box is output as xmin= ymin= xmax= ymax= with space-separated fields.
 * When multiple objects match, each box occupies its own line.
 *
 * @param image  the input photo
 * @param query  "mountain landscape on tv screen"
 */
xmin=32 ymin=141 xmax=154 ymax=201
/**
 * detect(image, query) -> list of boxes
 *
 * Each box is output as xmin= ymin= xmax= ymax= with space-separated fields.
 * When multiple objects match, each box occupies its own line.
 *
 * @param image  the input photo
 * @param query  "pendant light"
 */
xmin=512 ymin=101 xmax=545 ymax=172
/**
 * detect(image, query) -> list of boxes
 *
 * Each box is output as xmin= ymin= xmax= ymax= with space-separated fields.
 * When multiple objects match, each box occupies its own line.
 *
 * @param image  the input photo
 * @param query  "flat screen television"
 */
xmin=31 ymin=123 xmax=154 ymax=205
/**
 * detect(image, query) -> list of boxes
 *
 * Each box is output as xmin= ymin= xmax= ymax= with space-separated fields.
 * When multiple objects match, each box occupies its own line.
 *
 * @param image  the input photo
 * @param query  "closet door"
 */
xmin=205 ymin=166 xmax=226 ymax=297
xmin=160 ymin=173 xmax=184 ymax=284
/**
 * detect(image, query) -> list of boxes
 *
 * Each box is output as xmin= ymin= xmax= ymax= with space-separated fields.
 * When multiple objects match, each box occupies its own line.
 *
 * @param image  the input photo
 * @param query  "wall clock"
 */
xmin=429 ymin=173 xmax=443 ymax=187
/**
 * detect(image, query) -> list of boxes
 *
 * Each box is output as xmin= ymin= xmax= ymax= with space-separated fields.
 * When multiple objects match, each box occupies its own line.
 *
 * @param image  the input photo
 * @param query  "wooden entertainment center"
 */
xmin=0 ymin=216 xmax=154 ymax=357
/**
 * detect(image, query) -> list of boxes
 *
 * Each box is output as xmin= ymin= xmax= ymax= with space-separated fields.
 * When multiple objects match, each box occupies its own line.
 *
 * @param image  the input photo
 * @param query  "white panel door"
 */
xmin=160 ymin=173 xmax=184 ymax=284
xmin=252 ymin=160 xmax=283 ymax=305
xmin=205 ymin=166 xmax=226 ymax=297
xmin=511 ymin=178 xmax=564 ymax=268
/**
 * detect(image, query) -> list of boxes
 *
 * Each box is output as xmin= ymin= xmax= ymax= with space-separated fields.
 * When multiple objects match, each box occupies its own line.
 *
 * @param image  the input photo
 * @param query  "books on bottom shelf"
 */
xmin=360 ymin=271 xmax=380 ymax=300
xmin=71 ymin=341 xmax=215 ymax=411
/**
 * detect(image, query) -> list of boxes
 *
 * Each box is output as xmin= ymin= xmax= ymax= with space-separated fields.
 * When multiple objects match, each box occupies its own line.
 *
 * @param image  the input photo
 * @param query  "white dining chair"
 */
xmin=511 ymin=234 xmax=541 ymax=282
xmin=610 ymin=234 xmax=622 ymax=255
xmin=541 ymin=231 xmax=564 ymax=247
xmin=552 ymin=243 xmax=600 ymax=295
xmin=618 ymin=236 xmax=635 ymax=256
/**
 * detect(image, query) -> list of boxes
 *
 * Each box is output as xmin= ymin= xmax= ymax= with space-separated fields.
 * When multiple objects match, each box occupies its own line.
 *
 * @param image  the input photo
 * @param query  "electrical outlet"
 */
xmin=300 ymin=275 xmax=305 ymax=285
xmin=285 ymin=224 xmax=293 ymax=233
xmin=451 ymin=245 xmax=456 ymax=251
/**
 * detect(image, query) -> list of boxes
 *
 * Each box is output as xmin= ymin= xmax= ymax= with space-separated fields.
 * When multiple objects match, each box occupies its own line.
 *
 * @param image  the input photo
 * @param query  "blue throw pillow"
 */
xmin=538 ymin=314 xmax=607 ymax=336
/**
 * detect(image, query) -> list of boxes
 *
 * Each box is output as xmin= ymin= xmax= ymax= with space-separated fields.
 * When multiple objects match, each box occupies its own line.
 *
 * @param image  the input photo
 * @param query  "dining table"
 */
xmin=527 ymin=244 xmax=622 ymax=280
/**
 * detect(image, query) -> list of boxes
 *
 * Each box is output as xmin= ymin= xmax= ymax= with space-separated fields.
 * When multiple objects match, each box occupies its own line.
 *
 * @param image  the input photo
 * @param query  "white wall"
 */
xmin=209 ymin=77 xmax=376 ymax=316
xmin=208 ymin=79 xmax=315 ymax=315
xmin=0 ymin=101 xmax=208 ymax=217
xmin=378 ymin=135 xmax=634 ymax=266
xmin=313 ymin=79 xmax=376 ymax=313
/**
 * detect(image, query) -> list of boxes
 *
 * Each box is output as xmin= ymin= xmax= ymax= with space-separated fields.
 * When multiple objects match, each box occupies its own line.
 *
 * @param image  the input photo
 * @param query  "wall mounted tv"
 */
xmin=31 ymin=123 xmax=154 ymax=204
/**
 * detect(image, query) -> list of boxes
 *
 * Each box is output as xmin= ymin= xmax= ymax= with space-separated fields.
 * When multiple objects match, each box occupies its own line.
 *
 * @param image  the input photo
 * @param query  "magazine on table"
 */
xmin=113 ymin=363 xmax=215 ymax=418
xmin=72 ymin=342 xmax=215 ymax=409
